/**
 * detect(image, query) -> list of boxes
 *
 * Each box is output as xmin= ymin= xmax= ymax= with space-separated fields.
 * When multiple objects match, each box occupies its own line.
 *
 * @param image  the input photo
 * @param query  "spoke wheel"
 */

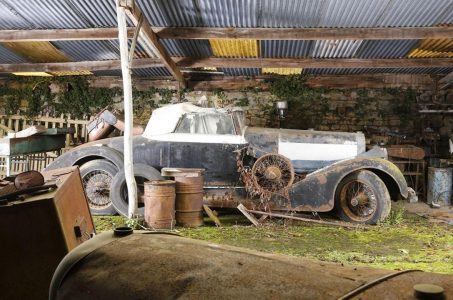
xmin=251 ymin=153 xmax=295 ymax=193
xmin=335 ymin=170 xmax=391 ymax=224
xmin=80 ymin=159 xmax=118 ymax=215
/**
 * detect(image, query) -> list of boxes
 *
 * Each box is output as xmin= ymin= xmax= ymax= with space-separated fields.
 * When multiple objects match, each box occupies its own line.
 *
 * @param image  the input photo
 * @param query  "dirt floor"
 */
xmin=93 ymin=201 xmax=453 ymax=274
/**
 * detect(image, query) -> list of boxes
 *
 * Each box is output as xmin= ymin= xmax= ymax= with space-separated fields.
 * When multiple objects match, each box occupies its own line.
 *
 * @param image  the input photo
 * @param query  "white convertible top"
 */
xmin=143 ymin=103 xmax=239 ymax=137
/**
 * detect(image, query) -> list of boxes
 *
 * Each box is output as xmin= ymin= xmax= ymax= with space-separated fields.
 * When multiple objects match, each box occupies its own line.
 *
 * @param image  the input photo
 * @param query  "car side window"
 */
xmin=175 ymin=113 xmax=235 ymax=135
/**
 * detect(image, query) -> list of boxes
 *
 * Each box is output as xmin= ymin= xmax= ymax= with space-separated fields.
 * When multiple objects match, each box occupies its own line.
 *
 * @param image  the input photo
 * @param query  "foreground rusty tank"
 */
xmin=50 ymin=230 xmax=452 ymax=300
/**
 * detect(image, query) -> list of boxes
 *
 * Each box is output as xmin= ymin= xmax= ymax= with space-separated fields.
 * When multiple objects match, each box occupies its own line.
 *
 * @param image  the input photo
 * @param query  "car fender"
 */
xmin=44 ymin=145 xmax=124 ymax=171
xmin=288 ymin=157 xmax=408 ymax=212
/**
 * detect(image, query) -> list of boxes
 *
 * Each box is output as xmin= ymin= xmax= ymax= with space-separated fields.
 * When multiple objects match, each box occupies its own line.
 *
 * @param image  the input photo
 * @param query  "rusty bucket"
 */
xmin=144 ymin=180 xmax=176 ymax=229
xmin=161 ymin=168 xmax=205 ymax=227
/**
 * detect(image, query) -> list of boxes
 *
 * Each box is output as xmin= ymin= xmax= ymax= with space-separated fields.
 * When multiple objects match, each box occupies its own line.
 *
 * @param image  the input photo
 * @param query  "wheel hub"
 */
xmin=264 ymin=166 xmax=282 ymax=181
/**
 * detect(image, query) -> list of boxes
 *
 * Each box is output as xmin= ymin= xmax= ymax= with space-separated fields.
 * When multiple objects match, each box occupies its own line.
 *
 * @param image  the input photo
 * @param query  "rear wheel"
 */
xmin=80 ymin=159 xmax=118 ymax=215
xmin=110 ymin=163 xmax=163 ymax=217
xmin=335 ymin=170 xmax=391 ymax=224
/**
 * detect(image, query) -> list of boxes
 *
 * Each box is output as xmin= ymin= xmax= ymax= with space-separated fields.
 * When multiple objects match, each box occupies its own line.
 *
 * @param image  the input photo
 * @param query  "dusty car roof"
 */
xmin=143 ymin=103 xmax=242 ymax=137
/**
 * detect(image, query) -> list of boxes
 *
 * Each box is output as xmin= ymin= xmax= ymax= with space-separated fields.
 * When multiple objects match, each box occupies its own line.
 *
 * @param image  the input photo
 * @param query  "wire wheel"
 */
xmin=339 ymin=180 xmax=377 ymax=222
xmin=83 ymin=169 xmax=113 ymax=209
xmin=251 ymin=153 xmax=295 ymax=193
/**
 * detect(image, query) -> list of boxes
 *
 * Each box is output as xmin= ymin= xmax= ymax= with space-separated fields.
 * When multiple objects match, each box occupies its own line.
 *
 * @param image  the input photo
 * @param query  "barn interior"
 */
xmin=0 ymin=0 xmax=452 ymax=299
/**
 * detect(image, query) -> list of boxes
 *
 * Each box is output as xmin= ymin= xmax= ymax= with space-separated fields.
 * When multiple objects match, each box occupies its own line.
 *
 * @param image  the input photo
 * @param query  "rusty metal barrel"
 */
xmin=427 ymin=167 xmax=452 ymax=206
xmin=161 ymin=168 xmax=205 ymax=227
xmin=144 ymin=180 xmax=176 ymax=229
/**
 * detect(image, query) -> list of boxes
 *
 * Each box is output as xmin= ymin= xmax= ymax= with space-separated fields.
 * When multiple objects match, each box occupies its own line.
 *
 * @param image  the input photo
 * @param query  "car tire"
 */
xmin=110 ymin=163 xmax=163 ymax=217
xmin=80 ymin=159 xmax=118 ymax=216
xmin=335 ymin=170 xmax=391 ymax=224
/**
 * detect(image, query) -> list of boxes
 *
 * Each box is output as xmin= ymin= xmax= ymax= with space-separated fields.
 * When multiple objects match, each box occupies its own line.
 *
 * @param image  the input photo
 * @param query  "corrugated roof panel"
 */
xmin=161 ymin=39 xmax=212 ymax=57
xmin=319 ymin=0 xmax=390 ymax=27
xmin=67 ymin=0 xmax=119 ymax=27
xmin=0 ymin=1 xmax=31 ymax=29
xmin=138 ymin=0 xmax=201 ymax=27
xmin=220 ymin=68 xmax=261 ymax=76
xmin=261 ymin=40 xmax=313 ymax=58
xmin=2 ymin=42 xmax=69 ymax=62
xmin=53 ymin=41 xmax=120 ymax=61
xmin=311 ymin=40 xmax=363 ymax=58
xmin=1 ymin=0 xmax=88 ymax=29
xmin=304 ymin=67 xmax=453 ymax=75
xmin=409 ymin=39 xmax=453 ymax=58
xmin=355 ymin=40 xmax=419 ymax=58
xmin=263 ymin=68 xmax=302 ymax=75
xmin=377 ymin=0 xmax=453 ymax=27
xmin=0 ymin=44 xmax=27 ymax=63
xmin=12 ymin=72 xmax=52 ymax=77
xmin=51 ymin=71 xmax=93 ymax=76
xmin=210 ymin=40 xmax=259 ymax=57
xmin=260 ymin=0 xmax=325 ymax=28
xmin=197 ymin=0 xmax=259 ymax=27
xmin=132 ymin=67 xmax=172 ymax=77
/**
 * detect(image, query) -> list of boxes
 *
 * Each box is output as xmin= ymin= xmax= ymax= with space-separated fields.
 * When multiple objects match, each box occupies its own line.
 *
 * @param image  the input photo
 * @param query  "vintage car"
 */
xmin=45 ymin=103 xmax=408 ymax=224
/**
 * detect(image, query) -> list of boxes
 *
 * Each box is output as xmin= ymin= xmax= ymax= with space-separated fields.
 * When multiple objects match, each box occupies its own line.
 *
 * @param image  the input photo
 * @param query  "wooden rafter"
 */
xmin=118 ymin=0 xmax=185 ymax=86
xmin=0 ymin=28 xmax=135 ymax=42
xmin=154 ymin=26 xmax=453 ymax=40
xmin=439 ymin=71 xmax=453 ymax=89
xmin=173 ymin=57 xmax=453 ymax=69
xmin=0 ymin=26 xmax=452 ymax=42
xmin=1 ymin=57 xmax=452 ymax=73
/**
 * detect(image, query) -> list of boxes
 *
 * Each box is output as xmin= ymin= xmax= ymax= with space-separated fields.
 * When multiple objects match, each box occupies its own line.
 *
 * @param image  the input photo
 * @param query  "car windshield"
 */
xmin=175 ymin=112 xmax=235 ymax=135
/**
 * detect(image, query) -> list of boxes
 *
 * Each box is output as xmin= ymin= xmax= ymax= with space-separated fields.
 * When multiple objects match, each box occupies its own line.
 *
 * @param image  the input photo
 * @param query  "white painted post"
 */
xmin=116 ymin=0 xmax=138 ymax=218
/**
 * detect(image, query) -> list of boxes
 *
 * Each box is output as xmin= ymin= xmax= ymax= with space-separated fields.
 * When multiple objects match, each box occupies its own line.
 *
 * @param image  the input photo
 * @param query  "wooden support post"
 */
xmin=237 ymin=204 xmax=260 ymax=227
xmin=116 ymin=0 xmax=137 ymax=218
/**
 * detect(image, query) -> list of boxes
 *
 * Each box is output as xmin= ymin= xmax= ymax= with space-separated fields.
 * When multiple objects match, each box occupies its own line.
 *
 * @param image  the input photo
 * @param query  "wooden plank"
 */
xmin=0 ymin=28 xmax=135 ymax=42
xmin=1 ymin=57 xmax=452 ymax=73
xmin=0 ymin=58 xmax=163 ymax=73
xmin=1 ymin=26 xmax=451 ymax=42
xmin=174 ymin=57 xmax=453 ymax=69
xmin=203 ymin=205 xmax=222 ymax=227
xmin=237 ymin=204 xmax=260 ymax=227
xmin=154 ymin=26 xmax=453 ymax=40
xmin=119 ymin=0 xmax=185 ymax=87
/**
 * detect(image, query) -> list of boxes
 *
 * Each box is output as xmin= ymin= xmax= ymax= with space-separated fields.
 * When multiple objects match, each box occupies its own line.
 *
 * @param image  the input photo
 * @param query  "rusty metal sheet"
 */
xmin=262 ymin=68 xmax=303 ymax=75
xmin=409 ymin=39 xmax=453 ymax=58
xmin=209 ymin=39 xmax=259 ymax=57
xmin=386 ymin=146 xmax=425 ymax=160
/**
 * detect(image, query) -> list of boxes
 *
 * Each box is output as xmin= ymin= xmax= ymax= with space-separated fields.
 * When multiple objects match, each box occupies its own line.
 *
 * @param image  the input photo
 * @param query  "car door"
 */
xmin=156 ymin=112 xmax=246 ymax=186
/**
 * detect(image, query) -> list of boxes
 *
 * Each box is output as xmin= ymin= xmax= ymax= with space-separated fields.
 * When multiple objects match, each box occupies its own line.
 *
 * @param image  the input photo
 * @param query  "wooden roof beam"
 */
xmin=0 ymin=28 xmax=135 ymax=42
xmin=154 ymin=26 xmax=453 ymax=40
xmin=0 ymin=58 xmax=163 ymax=73
xmin=1 ymin=57 xmax=452 ymax=73
xmin=175 ymin=57 xmax=453 ymax=69
xmin=118 ymin=0 xmax=185 ymax=87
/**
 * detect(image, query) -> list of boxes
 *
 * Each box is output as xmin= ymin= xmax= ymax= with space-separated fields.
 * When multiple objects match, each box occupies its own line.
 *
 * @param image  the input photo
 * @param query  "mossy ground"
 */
xmin=93 ymin=203 xmax=453 ymax=274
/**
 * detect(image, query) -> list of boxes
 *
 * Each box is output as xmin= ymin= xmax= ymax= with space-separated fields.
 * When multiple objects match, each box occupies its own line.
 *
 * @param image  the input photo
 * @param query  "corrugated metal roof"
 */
xmin=53 ymin=40 xmax=120 ymax=61
xmin=409 ymin=39 xmax=453 ymax=58
xmin=0 ymin=1 xmax=31 ymax=29
xmin=1 ymin=0 xmax=88 ymax=29
xmin=210 ymin=39 xmax=259 ymax=57
xmin=355 ymin=40 xmax=419 ymax=58
xmin=311 ymin=40 xmax=363 ymax=58
xmin=161 ymin=39 xmax=212 ymax=57
xmin=0 ymin=44 xmax=27 ymax=63
xmin=260 ymin=0 xmax=324 ymax=28
xmin=304 ymin=67 xmax=453 ymax=75
xmin=67 ymin=0 xmax=119 ymax=27
xmin=92 ymin=69 xmax=123 ymax=77
xmin=220 ymin=68 xmax=261 ymax=76
xmin=377 ymin=0 xmax=453 ymax=27
xmin=137 ymin=0 xmax=201 ymax=27
xmin=261 ymin=40 xmax=313 ymax=58
xmin=132 ymin=67 xmax=172 ymax=77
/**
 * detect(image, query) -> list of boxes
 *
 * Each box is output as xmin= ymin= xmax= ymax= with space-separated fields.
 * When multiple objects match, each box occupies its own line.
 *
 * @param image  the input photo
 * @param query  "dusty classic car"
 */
xmin=45 ymin=103 xmax=408 ymax=224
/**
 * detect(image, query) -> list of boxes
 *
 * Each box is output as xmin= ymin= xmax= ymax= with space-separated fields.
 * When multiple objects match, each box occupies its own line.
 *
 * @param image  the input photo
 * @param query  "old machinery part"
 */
xmin=110 ymin=163 xmax=163 ymax=217
xmin=80 ymin=159 xmax=118 ymax=215
xmin=251 ymin=153 xmax=295 ymax=194
xmin=14 ymin=170 xmax=44 ymax=190
xmin=335 ymin=170 xmax=391 ymax=224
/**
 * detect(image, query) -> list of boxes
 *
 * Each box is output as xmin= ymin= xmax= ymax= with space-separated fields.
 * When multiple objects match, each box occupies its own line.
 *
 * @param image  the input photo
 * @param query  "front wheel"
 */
xmin=335 ymin=170 xmax=391 ymax=224
xmin=80 ymin=159 xmax=118 ymax=215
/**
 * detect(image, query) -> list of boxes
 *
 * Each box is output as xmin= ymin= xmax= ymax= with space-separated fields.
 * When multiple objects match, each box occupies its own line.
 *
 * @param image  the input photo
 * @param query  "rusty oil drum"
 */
xmin=161 ymin=168 xmax=205 ymax=227
xmin=144 ymin=180 xmax=176 ymax=229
